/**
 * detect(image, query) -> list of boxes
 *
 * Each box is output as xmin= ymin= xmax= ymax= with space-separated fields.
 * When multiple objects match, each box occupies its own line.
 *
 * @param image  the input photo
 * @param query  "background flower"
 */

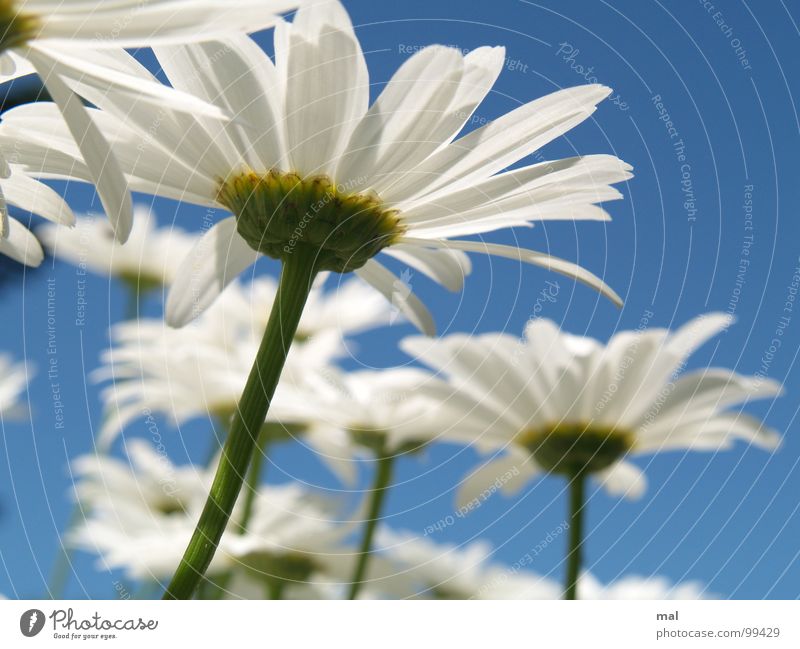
xmin=401 ymin=314 xmax=782 ymax=506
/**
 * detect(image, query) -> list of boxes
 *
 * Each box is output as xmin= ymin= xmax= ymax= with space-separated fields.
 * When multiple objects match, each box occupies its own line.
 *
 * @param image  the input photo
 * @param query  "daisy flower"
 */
xmin=401 ymin=313 xmax=781 ymax=597
xmin=289 ymin=365 xmax=445 ymax=598
xmin=38 ymin=205 xmax=197 ymax=290
xmin=0 ymin=0 xmax=298 ymax=241
xmin=375 ymin=529 xmax=710 ymax=600
xmin=403 ymin=313 xmax=781 ymax=503
xmin=94 ymin=274 xmax=393 ymax=449
xmin=70 ymin=441 xmax=349 ymax=592
xmin=0 ymin=0 xmax=631 ymax=331
xmin=71 ymin=440 xmax=397 ymax=599
xmin=7 ymin=0 xmax=631 ymax=597
xmin=0 ymin=162 xmax=73 ymax=265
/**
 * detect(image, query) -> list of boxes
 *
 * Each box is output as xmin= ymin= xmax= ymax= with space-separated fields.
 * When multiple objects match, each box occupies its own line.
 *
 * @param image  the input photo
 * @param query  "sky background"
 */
xmin=1 ymin=0 xmax=799 ymax=599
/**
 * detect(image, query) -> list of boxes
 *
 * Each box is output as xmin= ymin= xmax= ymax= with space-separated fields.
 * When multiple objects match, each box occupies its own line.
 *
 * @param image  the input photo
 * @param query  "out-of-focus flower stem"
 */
xmin=347 ymin=452 xmax=396 ymax=600
xmin=564 ymin=471 xmax=586 ymax=600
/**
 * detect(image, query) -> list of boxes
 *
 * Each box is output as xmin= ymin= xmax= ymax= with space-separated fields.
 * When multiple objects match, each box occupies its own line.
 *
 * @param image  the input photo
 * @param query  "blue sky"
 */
xmin=1 ymin=0 xmax=798 ymax=599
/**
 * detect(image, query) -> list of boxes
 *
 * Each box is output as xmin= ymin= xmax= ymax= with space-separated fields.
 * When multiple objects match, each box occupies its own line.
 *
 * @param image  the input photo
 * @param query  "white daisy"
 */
xmin=375 ymin=529 xmax=710 ymax=600
xmin=0 ymin=0 xmax=299 ymax=241
xmin=401 ymin=313 xmax=782 ymax=506
xmin=93 ymin=274 xmax=393 ymax=449
xmin=70 ymin=439 xmax=386 ymax=598
xmin=38 ymin=205 xmax=197 ymax=288
xmin=0 ymin=161 xmax=73 ymax=265
xmin=375 ymin=528 xmax=558 ymax=599
xmin=0 ymin=0 xmax=631 ymax=332
xmin=69 ymin=439 xmax=223 ymax=580
xmin=295 ymin=366 xmax=444 ymax=484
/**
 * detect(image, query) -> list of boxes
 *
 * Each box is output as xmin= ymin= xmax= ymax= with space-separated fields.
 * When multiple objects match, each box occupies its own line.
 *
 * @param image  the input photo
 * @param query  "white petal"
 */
xmin=165 ymin=216 xmax=260 ymax=328
xmin=456 ymin=453 xmax=536 ymax=510
xmin=280 ymin=0 xmax=368 ymax=175
xmin=2 ymin=173 xmax=75 ymax=225
xmin=355 ymin=258 xmax=435 ymax=336
xmin=382 ymin=244 xmax=471 ymax=292
xmin=26 ymin=48 xmax=133 ymax=242
xmin=0 ymin=218 xmax=44 ymax=266
xmin=382 ymin=84 xmax=612 ymax=204
xmin=29 ymin=43 xmax=231 ymax=121
xmin=399 ymin=237 xmax=623 ymax=307
xmin=34 ymin=1 xmax=298 ymax=45
xmin=335 ymin=46 xmax=465 ymax=190
xmin=667 ymin=313 xmax=733 ymax=357
xmin=594 ymin=460 xmax=647 ymax=500
xmin=638 ymin=412 xmax=782 ymax=453
xmin=399 ymin=155 xmax=632 ymax=227
xmin=0 ymin=51 xmax=35 ymax=82
xmin=155 ymin=36 xmax=286 ymax=171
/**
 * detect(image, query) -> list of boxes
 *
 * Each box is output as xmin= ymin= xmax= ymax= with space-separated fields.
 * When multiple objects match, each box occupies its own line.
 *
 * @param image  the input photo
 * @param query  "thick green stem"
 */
xmin=163 ymin=246 xmax=318 ymax=600
xmin=347 ymin=453 xmax=396 ymax=600
xmin=564 ymin=471 xmax=586 ymax=600
xmin=267 ymin=578 xmax=285 ymax=600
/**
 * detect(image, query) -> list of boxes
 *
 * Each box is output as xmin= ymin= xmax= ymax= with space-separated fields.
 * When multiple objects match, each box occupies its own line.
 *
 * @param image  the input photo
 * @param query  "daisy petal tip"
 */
xmin=164 ymin=292 xmax=192 ymax=329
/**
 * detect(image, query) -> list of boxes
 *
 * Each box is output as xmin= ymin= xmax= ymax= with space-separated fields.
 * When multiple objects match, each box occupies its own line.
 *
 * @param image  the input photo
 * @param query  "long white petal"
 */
xmin=382 ymin=84 xmax=612 ymax=204
xmin=399 ymin=237 xmax=623 ymax=307
xmin=166 ymin=216 xmax=260 ymax=327
xmin=594 ymin=460 xmax=647 ymax=500
xmin=335 ymin=46 xmax=466 ymax=190
xmin=280 ymin=0 xmax=368 ymax=175
xmin=26 ymin=48 xmax=133 ymax=242
xmin=0 ymin=217 xmax=44 ymax=266
xmin=29 ymin=43 xmax=231 ymax=121
xmin=382 ymin=244 xmax=471 ymax=292
xmin=456 ymin=453 xmax=536 ymax=510
xmin=2 ymin=172 xmax=75 ymax=225
xmin=355 ymin=258 xmax=435 ymax=336
xmin=33 ymin=0 xmax=298 ymax=45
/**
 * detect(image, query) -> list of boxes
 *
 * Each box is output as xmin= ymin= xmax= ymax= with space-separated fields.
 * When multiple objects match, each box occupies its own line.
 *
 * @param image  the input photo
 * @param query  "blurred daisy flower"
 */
xmin=93 ymin=275 xmax=393 ymax=449
xmin=403 ymin=313 xmax=782 ymax=505
xmin=375 ymin=529 xmax=710 ymax=600
xmin=38 ymin=205 xmax=197 ymax=292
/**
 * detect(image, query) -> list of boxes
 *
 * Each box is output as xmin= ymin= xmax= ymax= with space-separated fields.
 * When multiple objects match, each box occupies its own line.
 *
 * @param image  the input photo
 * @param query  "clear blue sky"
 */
xmin=1 ymin=0 xmax=798 ymax=599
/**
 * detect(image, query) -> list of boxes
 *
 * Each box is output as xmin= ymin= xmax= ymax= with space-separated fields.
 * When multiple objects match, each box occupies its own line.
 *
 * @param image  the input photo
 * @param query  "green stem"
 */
xmin=162 ymin=246 xmax=319 ymax=600
xmin=564 ymin=471 xmax=586 ymax=600
xmin=347 ymin=452 xmax=396 ymax=600
xmin=267 ymin=578 xmax=285 ymax=600
xmin=237 ymin=428 xmax=270 ymax=534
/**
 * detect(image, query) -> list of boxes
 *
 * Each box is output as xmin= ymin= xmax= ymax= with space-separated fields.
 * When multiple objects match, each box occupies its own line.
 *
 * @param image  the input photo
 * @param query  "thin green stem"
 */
xmin=237 ymin=428 xmax=271 ymax=534
xmin=163 ymin=246 xmax=319 ymax=600
xmin=347 ymin=452 xmax=396 ymax=600
xmin=564 ymin=471 xmax=586 ymax=600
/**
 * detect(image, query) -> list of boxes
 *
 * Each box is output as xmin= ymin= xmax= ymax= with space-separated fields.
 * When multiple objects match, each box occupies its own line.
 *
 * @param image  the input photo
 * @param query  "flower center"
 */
xmin=0 ymin=1 xmax=38 ymax=51
xmin=218 ymin=170 xmax=406 ymax=273
xmin=516 ymin=422 xmax=633 ymax=476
